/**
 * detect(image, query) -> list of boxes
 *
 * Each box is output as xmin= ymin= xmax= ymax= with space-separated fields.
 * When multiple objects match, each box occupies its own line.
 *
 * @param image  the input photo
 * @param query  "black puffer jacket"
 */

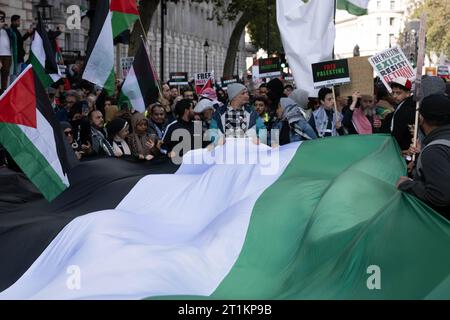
xmin=399 ymin=124 xmax=450 ymax=220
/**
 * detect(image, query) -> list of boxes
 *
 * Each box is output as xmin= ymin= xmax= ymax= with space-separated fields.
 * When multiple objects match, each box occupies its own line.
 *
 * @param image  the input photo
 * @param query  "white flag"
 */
xmin=277 ymin=0 xmax=335 ymax=96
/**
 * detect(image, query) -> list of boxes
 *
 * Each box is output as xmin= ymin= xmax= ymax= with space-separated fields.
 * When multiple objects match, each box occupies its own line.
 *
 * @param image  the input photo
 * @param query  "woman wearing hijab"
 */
xmin=127 ymin=113 xmax=160 ymax=161
xmin=106 ymin=118 xmax=132 ymax=158
xmin=272 ymin=98 xmax=317 ymax=146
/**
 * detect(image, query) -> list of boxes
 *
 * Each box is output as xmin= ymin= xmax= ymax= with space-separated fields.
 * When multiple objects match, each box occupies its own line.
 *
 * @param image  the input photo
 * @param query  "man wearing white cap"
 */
xmin=210 ymin=83 xmax=265 ymax=143
xmin=194 ymin=98 xmax=216 ymax=134
xmin=382 ymin=77 xmax=415 ymax=152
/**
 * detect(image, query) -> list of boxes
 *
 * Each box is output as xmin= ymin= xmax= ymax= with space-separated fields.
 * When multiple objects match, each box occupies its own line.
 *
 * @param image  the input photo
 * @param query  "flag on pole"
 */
xmin=28 ymin=15 xmax=61 ymax=88
xmin=0 ymin=65 xmax=72 ymax=201
xmin=277 ymin=0 xmax=336 ymax=96
xmin=82 ymin=0 xmax=115 ymax=95
xmin=110 ymin=0 xmax=139 ymax=38
xmin=337 ymin=0 xmax=369 ymax=16
xmin=119 ymin=40 xmax=159 ymax=112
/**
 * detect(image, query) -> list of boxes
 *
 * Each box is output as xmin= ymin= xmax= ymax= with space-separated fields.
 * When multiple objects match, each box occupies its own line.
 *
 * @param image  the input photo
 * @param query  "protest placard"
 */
xmin=339 ymin=56 xmax=374 ymax=97
xmin=437 ymin=65 xmax=449 ymax=79
xmin=311 ymin=59 xmax=351 ymax=89
xmin=120 ymin=57 xmax=134 ymax=79
xmin=169 ymin=72 xmax=189 ymax=86
xmin=258 ymin=58 xmax=281 ymax=78
xmin=194 ymin=72 xmax=214 ymax=94
xmin=220 ymin=76 xmax=239 ymax=88
xmin=368 ymin=46 xmax=415 ymax=92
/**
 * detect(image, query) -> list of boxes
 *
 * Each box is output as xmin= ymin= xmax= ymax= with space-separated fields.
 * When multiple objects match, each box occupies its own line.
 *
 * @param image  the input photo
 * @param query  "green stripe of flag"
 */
xmin=0 ymin=122 xmax=67 ymax=201
xmin=29 ymin=52 xmax=54 ymax=89
xmin=112 ymin=11 xmax=139 ymax=38
xmin=212 ymin=135 xmax=449 ymax=299
xmin=152 ymin=135 xmax=449 ymax=300
xmin=337 ymin=0 xmax=369 ymax=16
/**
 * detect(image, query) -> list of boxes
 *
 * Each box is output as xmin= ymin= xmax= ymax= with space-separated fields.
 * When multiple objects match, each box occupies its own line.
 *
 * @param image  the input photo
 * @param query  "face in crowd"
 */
xmin=162 ymin=84 xmax=171 ymax=101
xmin=64 ymin=128 xmax=74 ymax=144
xmin=254 ymin=99 xmax=267 ymax=117
xmin=391 ymin=87 xmax=410 ymax=105
xmin=151 ymin=105 xmax=166 ymax=125
xmin=65 ymin=95 xmax=77 ymax=110
xmin=117 ymin=124 xmax=129 ymax=140
xmin=136 ymin=119 xmax=148 ymax=134
xmin=183 ymin=91 xmax=194 ymax=101
xmin=321 ymin=93 xmax=335 ymax=111
xmin=233 ymin=89 xmax=250 ymax=107
xmin=360 ymin=95 xmax=375 ymax=110
xmin=170 ymin=87 xmax=179 ymax=99
xmin=90 ymin=110 xmax=104 ymax=129
xmin=259 ymin=86 xmax=268 ymax=97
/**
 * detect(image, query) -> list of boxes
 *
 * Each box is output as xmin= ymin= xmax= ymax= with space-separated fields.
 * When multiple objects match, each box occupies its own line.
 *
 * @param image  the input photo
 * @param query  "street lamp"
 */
xmin=160 ymin=0 xmax=167 ymax=83
xmin=203 ymin=40 xmax=210 ymax=72
xmin=35 ymin=0 xmax=53 ymax=23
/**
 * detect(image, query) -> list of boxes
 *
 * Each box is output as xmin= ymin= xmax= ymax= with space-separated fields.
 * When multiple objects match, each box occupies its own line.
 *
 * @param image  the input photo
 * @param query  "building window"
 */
xmin=376 ymin=34 xmax=382 ymax=47
xmin=390 ymin=1 xmax=395 ymax=10
xmin=377 ymin=17 xmax=382 ymax=26
xmin=389 ymin=17 xmax=395 ymax=26
xmin=389 ymin=34 xmax=395 ymax=47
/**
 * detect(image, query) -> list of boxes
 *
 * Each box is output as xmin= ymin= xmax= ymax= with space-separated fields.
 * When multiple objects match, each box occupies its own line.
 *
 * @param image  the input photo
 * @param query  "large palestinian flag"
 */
xmin=82 ymin=0 xmax=115 ymax=95
xmin=111 ymin=0 xmax=139 ymax=38
xmin=0 ymin=65 xmax=72 ymax=202
xmin=0 ymin=135 xmax=448 ymax=299
xmin=119 ymin=40 xmax=159 ymax=112
xmin=28 ymin=15 xmax=61 ymax=88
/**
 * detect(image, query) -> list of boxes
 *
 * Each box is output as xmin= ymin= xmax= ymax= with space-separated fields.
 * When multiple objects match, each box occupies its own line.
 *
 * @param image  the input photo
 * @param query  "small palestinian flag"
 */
xmin=0 ymin=65 xmax=71 ymax=201
xmin=119 ymin=40 xmax=159 ymax=112
xmin=28 ymin=15 xmax=61 ymax=88
xmin=111 ymin=0 xmax=139 ymax=38
xmin=83 ymin=0 xmax=115 ymax=95
xmin=337 ymin=0 xmax=369 ymax=16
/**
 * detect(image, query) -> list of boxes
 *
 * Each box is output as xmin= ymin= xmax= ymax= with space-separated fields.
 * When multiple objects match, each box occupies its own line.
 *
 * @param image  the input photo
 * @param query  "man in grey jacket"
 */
xmin=397 ymin=94 xmax=450 ymax=220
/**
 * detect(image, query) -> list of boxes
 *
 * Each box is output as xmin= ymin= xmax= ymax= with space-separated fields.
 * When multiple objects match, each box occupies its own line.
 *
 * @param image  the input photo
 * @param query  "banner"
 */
xmin=120 ymin=57 xmax=134 ymax=79
xmin=194 ymin=72 xmax=214 ymax=94
xmin=368 ymin=46 xmax=415 ymax=92
xmin=169 ymin=72 xmax=188 ymax=86
xmin=437 ymin=65 xmax=449 ymax=79
xmin=340 ymin=56 xmax=374 ymax=96
xmin=258 ymin=58 xmax=281 ymax=78
xmin=424 ymin=67 xmax=437 ymax=76
xmin=220 ymin=76 xmax=239 ymax=89
xmin=312 ymin=59 xmax=350 ymax=89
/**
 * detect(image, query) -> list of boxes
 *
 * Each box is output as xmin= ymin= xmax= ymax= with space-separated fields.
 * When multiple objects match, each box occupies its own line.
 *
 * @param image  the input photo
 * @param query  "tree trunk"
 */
xmin=223 ymin=12 xmax=251 ymax=78
xmin=128 ymin=0 xmax=160 ymax=56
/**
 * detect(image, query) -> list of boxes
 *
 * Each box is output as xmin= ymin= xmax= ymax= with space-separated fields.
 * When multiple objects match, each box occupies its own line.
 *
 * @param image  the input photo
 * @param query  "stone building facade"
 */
xmin=1 ymin=0 xmax=246 ymax=82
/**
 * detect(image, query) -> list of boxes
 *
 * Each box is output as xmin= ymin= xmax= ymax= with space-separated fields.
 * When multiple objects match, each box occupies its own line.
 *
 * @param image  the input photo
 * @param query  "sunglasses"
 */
xmin=64 ymin=130 xmax=73 ymax=136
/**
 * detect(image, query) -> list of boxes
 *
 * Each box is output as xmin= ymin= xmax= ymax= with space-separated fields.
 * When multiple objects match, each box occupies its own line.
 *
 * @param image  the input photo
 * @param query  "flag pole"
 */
xmin=331 ymin=86 xmax=339 ymax=117
xmin=137 ymin=18 xmax=163 ymax=101
xmin=412 ymin=13 xmax=427 ymax=162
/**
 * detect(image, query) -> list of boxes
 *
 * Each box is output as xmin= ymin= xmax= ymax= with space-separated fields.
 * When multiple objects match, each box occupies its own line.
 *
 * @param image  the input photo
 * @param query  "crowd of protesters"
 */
xmin=1 ymin=9 xmax=449 ymax=218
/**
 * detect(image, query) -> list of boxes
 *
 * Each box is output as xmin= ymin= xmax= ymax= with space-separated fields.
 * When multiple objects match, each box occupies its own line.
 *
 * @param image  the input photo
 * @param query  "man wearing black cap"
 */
xmin=397 ymin=94 xmax=450 ymax=219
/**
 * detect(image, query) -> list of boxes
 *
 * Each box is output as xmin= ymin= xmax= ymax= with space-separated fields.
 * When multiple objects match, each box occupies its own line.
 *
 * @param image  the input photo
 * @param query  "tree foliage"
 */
xmin=246 ymin=0 xmax=283 ymax=55
xmin=411 ymin=0 xmax=450 ymax=56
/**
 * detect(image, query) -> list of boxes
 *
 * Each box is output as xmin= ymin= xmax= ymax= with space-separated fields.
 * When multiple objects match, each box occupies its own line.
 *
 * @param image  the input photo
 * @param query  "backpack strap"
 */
xmin=416 ymin=139 xmax=450 ymax=176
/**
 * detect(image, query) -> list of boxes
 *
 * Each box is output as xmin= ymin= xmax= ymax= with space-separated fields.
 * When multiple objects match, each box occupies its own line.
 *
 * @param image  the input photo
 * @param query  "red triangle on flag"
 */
xmin=0 ymin=67 xmax=37 ymax=128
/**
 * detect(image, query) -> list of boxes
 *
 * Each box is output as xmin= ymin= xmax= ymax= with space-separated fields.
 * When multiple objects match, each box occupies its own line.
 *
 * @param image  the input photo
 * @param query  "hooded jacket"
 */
xmin=399 ymin=124 xmax=450 ymax=220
